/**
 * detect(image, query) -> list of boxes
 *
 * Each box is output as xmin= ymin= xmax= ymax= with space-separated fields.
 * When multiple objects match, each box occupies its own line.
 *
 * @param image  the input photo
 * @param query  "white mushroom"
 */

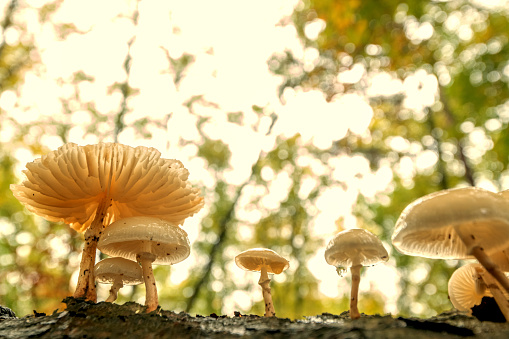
xmin=392 ymin=187 xmax=509 ymax=296
xmin=324 ymin=228 xmax=389 ymax=319
xmin=448 ymin=263 xmax=490 ymax=312
xmin=235 ymin=248 xmax=289 ymax=317
xmin=97 ymin=216 xmax=190 ymax=312
xmin=448 ymin=263 xmax=509 ymax=320
xmin=94 ymin=257 xmax=143 ymax=302
xmin=10 ymin=142 xmax=203 ymax=301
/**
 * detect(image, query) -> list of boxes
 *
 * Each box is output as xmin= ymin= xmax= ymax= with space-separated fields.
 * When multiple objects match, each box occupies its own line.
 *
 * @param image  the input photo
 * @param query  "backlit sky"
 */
xmin=0 ymin=0 xmax=452 ymax=316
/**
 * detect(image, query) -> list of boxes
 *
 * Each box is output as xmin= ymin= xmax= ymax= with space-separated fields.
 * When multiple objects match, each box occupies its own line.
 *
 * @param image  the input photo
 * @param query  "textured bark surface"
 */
xmin=1 ymin=298 xmax=509 ymax=338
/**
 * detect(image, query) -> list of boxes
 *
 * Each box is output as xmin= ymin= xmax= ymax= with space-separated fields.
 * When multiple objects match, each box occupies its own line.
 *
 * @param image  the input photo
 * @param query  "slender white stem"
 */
xmin=258 ymin=266 xmax=275 ymax=317
xmin=350 ymin=265 xmax=362 ymax=320
xmin=137 ymin=252 xmax=158 ymax=313
xmin=106 ymin=279 xmax=123 ymax=303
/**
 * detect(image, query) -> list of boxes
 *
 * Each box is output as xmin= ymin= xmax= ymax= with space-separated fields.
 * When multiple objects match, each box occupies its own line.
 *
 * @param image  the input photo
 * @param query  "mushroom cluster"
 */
xmin=11 ymin=142 xmax=203 ymax=302
xmin=392 ymin=187 xmax=509 ymax=320
xmin=98 ymin=216 xmax=191 ymax=312
xmin=14 ymin=143 xmax=509 ymax=321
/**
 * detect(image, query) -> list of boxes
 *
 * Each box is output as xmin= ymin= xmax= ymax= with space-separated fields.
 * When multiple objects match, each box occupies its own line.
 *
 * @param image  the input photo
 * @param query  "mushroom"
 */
xmin=97 ymin=216 xmax=190 ymax=312
xmin=10 ymin=142 xmax=203 ymax=301
xmin=235 ymin=248 xmax=289 ymax=317
xmin=448 ymin=263 xmax=491 ymax=312
xmin=324 ymin=228 xmax=389 ymax=319
xmin=94 ymin=257 xmax=143 ymax=302
xmin=392 ymin=187 xmax=509 ymax=297
xmin=448 ymin=263 xmax=509 ymax=320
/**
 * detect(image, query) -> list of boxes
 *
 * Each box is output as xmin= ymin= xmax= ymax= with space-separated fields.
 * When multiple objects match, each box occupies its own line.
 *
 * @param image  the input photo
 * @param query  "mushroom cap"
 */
xmin=499 ymin=189 xmax=509 ymax=200
xmin=448 ymin=263 xmax=490 ymax=311
xmin=324 ymin=228 xmax=389 ymax=268
xmin=392 ymin=187 xmax=509 ymax=259
xmin=491 ymin=250 xmax=509 ymax=272
xmin=94 ymin=257 xmax=143 ymax=286
xmin=10 ymin=142 xmax=204 ymax=232
xmin=97 ymin=216 xmax=190 ymax=265
xmin=235 ymin=248 xmax=289 ymax=274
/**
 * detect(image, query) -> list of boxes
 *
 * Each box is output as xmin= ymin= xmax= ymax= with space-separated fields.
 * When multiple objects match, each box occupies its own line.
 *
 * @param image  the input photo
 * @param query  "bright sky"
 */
xmin=0 ymin=0 xmax=447 ymax=316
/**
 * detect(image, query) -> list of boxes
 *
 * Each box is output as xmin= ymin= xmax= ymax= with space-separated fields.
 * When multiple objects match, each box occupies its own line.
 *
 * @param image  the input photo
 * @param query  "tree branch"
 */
xmin=428 ymin=108 xmax=449 ymax=190
xmin=185 ymin=116 xmax=277 ymax=313
xmin=113 ymin=1 xmax=139 ymax=142
xmin=184 ymin=177 xmax=249 ymax=313
xmin=0 ymin=0 xmax=17 ymax=58
xmin=439 ymin=86 xmax=476 ymax=186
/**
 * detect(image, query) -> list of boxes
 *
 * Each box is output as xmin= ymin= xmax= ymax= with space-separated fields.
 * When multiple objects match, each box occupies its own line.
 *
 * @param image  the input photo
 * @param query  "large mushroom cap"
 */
xmin=324 ymin=228 xmax=389 ymax=268
xmin=10 ymin=142 xmax=204 ymax=232
xmin=235 ymin=248 xmax=289 ymax=274
xmin=491 ymin=250 xmax=509 ymax=272
xmin=392 ymin=187 xmax=509 ymax=259
xmin=448 ymin=263 xmax=490 ymax=312
xmin=94 ymin=257 xmax=143 ymax=286
xmin=97 ymin=216 xmax=190 ymax=265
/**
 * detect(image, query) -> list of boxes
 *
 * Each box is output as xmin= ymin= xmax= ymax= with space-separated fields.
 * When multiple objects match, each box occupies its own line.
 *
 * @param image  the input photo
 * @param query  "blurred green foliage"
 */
xmin=276 ymin=0 xmax=509 ymax=316
xmin=2 ymin=0 xmax=509 ymax=320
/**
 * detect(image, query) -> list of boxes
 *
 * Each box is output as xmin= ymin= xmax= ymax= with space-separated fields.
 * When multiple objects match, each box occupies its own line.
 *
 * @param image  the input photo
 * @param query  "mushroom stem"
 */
xmin=74 ymin=199 xmax=110 ymax=301
xmin=258 ymin=266 xmax=276 ymax=317
xmin=477 ymin=267 xmax=509 ymax=322
xmin=105 ymin=279 xmax=123 ymax=303
xmin=74 ymin=225 xmax=99 ymax=301
xmin=470 ymin=246 xmax=509 ymax=295
xmin=454 ymin=226 xmax=509 ymax=295
xmin=349 ymin=264 xmax=362 ymax=320
xmin=137 ymin=252 xmax=158 ymax=313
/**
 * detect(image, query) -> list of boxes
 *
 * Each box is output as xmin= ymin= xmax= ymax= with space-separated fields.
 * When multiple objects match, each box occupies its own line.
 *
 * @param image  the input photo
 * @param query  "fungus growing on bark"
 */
xmin=94 ymin=257 xmax=143 ymax=302
xmin=10 ymin=142 xmax=203 ymax=302
xmin=392 ymin=187 xmax=509 ymax=296
xmin=235 ymin=248 xmax=289 ymax=317
xmin=97 ymin=216 xmax=190 ymax=312
xmin=324 ymin=228 xmax=389 ymax=319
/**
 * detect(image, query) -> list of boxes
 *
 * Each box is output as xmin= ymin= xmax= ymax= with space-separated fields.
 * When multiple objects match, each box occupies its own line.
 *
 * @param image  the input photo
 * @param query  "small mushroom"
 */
xmin=448 ymin=263 xmax=490 ymax=312
xmin=324 ymin=228 xmax=389 ymax=319
xmin=392 ymin=187 xmax=509 ymax=296
xmin=97 ymin=216 xmax=190 ymax=312
xmin=94 ymin=257 xmax=143 ymax=302
xmin=448 ymin=263 xmax=509 ymax=320
xmin=235 ymin=248 xmax=289 ymax=317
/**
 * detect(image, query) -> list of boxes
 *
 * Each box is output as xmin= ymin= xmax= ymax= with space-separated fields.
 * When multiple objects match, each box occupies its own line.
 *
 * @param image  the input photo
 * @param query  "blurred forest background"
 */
xmin=1 ymin=0 xmax=509 ymax=319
